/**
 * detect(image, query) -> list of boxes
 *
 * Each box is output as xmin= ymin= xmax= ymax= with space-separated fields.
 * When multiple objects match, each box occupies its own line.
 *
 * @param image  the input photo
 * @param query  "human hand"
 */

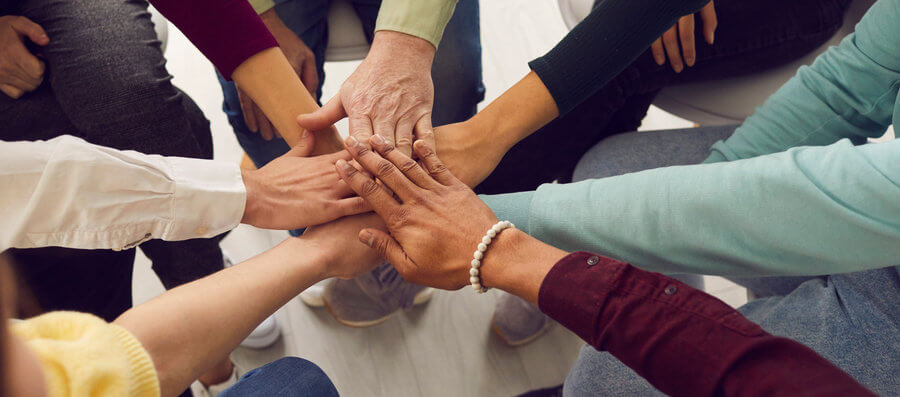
xmin=297 ymin=30 xmax=436 ymax=156
xmin=299 ymin=213 xmax=385 ymax=279
xmin=241 ymin=135 xmax=369 ymax=230
xmin=335 ymin=135 xmax=502 ymax=290
xmin=427 ymin=120 xmax=506 ymax=188
xmin=238 ymin=9 xmax=319 ymax=141
xmin=650 ymin=1 xmax=716 ymax=73
xmin=0 ymin=16 xmax=48 ymax=99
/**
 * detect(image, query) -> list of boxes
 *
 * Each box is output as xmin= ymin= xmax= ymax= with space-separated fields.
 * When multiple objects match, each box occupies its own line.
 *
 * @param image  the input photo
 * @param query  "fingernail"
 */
xmin=335 ymin=159 xmax=352 ymax=172
xmin=359 ymin=230 xmax=374 ymax=246
xmin=301 ymin=129 xmax=310 ymax=139
xmin=345 ymin=136 xmax=359 ymax=148
xmin=370 ymin=134 xmax=385 ymax=146
xmin=414 ymin=140 xmax=431 ymax=154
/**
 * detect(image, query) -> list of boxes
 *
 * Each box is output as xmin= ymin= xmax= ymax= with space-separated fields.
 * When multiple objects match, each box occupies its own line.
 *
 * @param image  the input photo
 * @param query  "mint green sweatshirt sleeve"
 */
xmin=483 ymin=0 xmax=900 ymax=277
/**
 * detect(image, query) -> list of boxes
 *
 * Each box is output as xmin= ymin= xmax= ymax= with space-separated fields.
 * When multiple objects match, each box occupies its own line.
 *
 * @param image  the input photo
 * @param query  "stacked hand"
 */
xmin=241 ymin=136 xmax=369 ymax=230
xmin=0 ymin=16 xmax=48 ymax=99
xmin=334 ymin=134 xmax=502 ymax=290
xmin=298 ymin=31 xmax=436 ymax=156
xmin=650 ymin=1 xmax=717 ymax=73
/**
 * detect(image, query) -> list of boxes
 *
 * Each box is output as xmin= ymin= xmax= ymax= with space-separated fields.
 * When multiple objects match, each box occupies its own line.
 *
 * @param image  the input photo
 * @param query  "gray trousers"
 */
xmin=0 ymin=0 xmax=224 ymax=321
xmin=564 ymin=126 xmax=899 ymax=396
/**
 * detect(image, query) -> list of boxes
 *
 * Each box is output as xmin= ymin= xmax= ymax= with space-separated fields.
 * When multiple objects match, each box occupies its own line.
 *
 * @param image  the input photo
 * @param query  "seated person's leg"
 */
xmin=476 ymin=0 xmax=852 ymax=195
xmin=219 ymin=357 xmax=339 ymax=397
xmin=429 ymin=0 xmax=485 ymax=126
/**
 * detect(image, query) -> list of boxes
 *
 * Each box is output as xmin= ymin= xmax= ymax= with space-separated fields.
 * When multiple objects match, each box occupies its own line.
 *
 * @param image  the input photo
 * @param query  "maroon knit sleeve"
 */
xmin=538 ymin=252 xmax=874 ymax=396
xmin=149 ymin=0 xmax=278 ymax=79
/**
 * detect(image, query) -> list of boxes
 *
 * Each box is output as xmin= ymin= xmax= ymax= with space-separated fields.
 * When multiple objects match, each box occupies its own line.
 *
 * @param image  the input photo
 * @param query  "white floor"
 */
xmin=133 ymin=1 xmax=750 ymax=395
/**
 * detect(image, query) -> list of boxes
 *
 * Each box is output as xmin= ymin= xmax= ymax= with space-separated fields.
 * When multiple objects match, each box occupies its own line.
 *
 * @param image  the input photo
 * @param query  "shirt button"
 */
xmin=587 ymin=256 xmax=600 ymax=266
xmin=664 ymin=285 xmax=678 ymax=295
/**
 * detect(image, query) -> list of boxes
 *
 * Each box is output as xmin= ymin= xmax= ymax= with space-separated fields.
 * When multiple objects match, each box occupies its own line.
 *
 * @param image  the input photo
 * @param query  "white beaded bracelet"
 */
xmin=470 ymin=220 xmax=515 ymax=293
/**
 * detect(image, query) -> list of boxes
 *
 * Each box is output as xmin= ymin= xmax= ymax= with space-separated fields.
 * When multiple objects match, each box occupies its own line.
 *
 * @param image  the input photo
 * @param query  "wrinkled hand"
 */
xmin=335 ymin=135 xmax=499 ymax=290
xmin=0 ymin=16 xmax=48 ymax=99
xmin=298 ymin=31 xmax=436 ymax=156
xmin=300 ymin=213 xmax=385 ymax=279
xmin=650 ymin=1 xmax=716 ymax=73
xmin=241 ymin=134 xmax=369 ymax=230
xmin=238 ymin=9 xmax=319 ymax=140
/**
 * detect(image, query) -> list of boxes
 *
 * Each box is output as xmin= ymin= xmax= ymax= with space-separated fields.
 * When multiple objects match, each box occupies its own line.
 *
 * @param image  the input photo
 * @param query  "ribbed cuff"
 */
xmin=109 ymin=324 xmax=161 ymax=397
xmin=165 ymin=157 xmax=245 ymax=241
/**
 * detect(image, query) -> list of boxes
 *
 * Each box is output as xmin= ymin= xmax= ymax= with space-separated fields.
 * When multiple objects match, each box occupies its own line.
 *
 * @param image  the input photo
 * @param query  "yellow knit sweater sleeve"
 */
xmin=10 ymin=312 xmax=160 ymax=397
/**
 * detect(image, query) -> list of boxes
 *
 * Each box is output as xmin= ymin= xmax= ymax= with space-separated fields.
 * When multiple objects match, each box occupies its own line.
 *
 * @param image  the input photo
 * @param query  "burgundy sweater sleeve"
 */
xmin=149 ymin=0 xmax=278 ymax=79
xmin=538 ymin=252 xmax=874 ymax=396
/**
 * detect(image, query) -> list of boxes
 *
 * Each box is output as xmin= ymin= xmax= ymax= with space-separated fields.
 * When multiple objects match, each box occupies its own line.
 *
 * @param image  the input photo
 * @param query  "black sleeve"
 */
xmin=530 ymin=0 xmax=710 ymax=115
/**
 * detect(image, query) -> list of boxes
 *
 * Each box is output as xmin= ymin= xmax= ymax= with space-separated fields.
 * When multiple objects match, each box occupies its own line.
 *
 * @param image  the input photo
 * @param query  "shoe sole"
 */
xmin=322 ymin=288 xmax=435 ymax=328
xmin=240 ymin=321 xmax=281 ymax=349
xmin=491 ymin=320 xmax=554 ymax=347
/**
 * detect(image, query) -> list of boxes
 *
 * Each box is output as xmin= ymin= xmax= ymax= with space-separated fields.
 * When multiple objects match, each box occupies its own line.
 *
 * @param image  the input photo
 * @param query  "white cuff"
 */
xmin=164 ymin=157 xmax=245 ymax=241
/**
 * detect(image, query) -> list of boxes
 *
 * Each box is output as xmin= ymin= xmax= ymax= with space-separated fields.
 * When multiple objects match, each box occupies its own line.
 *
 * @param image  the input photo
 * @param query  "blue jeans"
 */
xmin=564 ymin=127 xmax=900 ymax=396
xmin=220 ymin=357 xmax=338 ymax=397
xmin=216 ymin=0 xmax=484 ymax=170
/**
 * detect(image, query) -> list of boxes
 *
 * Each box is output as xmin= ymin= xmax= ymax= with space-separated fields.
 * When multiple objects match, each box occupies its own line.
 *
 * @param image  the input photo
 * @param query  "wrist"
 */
xmin=371 ymin=30 xmax=435 ymax=68
xmin=479 ymin=228 xmax=567 ymax=305
xmin=240 ymin=169 xmax=263 ymax=226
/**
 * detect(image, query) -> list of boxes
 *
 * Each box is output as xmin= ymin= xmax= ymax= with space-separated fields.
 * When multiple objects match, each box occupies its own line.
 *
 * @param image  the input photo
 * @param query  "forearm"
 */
xmin=232 ymin=48 xmax=343 ymax=154
xmin=468 ymin=71 xmax=558 ymax=154
xmin=484 ymin=139 xmax=900 ymax=277
xmin=114 ymin=239 xmax=326 ymax=397
xmin=479 ymin=229 xmax=567 ymax=305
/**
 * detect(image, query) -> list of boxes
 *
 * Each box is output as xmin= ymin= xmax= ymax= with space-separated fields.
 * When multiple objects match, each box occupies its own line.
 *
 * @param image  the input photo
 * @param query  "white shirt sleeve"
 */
xmin=0 ymin=135 xmax=246 ymax=251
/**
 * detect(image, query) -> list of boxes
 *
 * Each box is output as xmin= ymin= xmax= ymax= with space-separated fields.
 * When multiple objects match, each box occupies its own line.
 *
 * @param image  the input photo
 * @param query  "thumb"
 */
xmin=285 ymin=128 xmax=316 ymax=157
xmin=297 ymin=95 xmax=346 ymax=131
xmin=359 ymin=229 xmax=413 ymax=270
xmin=11 ymin=17 xmax=49 ymax=46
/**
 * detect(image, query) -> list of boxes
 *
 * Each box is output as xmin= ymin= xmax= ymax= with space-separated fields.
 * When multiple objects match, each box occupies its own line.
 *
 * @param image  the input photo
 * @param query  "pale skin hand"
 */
xmin=650 ymin=1 xmax=717 ymax=73
xmin=0 ymin=16 xmax=48 ymax=99
xmin=297 ymin=30 xmax=436 ymax=156
xmin=240 ymin=141 xmax=369 ymax=230
xmin=237 ymin=9 xmax=319 ymax=141
xmin=335 ymin=136 xmax=567 ymax=304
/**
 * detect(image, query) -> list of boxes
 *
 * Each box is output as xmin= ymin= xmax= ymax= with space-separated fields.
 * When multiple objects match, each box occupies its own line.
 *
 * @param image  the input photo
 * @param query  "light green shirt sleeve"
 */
xmin=483 ymin=0 xmax=900 ymax=277
xmin=705 ymin=0 xmax=900 ymax=163
xmin=375 ymin=0 xmax=458 ymax=48
xmin=249 ymin=0 xmax=275 ymax=15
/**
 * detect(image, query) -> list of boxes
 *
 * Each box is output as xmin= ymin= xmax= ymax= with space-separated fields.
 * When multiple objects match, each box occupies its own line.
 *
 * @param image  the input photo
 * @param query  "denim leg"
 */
xmin=220 ymin=357 xmax=339 ymax=397
xmin=430 ymin=0 xmax=484 ymax=126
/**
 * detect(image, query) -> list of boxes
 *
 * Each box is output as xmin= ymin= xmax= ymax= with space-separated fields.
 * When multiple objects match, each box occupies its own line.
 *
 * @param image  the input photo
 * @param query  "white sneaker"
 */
xmin=222 ymin=251 xmax=281 ymax=349
xmin=191 ymin=362 xmax=243 ymax=397
xmin=241 ymin=315 xmax=280 ymax=349
xmin=299 ymin=279 xmax=329 ymax=307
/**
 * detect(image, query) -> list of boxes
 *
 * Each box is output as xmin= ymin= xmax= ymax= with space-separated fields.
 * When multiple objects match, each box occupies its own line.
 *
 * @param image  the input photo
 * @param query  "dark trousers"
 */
xmin=475 ymin=0 xmax=853 ymax=195
xmin=0 ymin=0 xmax=224 ymax=322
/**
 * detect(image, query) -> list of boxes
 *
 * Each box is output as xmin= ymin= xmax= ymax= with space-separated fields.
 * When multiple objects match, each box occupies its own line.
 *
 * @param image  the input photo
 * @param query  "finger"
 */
xmin=335 ymin=158 xmax=399 ymax=215
xmin=257 ymin=108 xmax=275 ymax=141
xmin=394 ymin=116 xmax=416 ymax=157
xmin=413 ymin=139 xmax=458 ymax=186
xmin=678 ymin=14 xmax=696 ymax=67
xmin=9 ymin=44 xmax=44 ymax=80
xmin=661 ymin=26 xmax=683 ymax=73
xmin=0 ymin=64 xmax=40 ymax=89
xmin=336 ymin=196 xmax=371 ymax=217
xmin=0 ymin=84 xmax=24 ymax=99
xmin=344 ymin=136 xmax=422 ymax=201
xmin=348 ymin=114 xmax=375 ymax=145
xmin=297 ymin=94 xmax=347 ymax=131
xmin=237 ymin=89 xmax=259 ymax=133
xmin=284 ymin=131 xmax=317 ymax=157
xmin=369 ymin=134 xmax=441 ymax=190
xmin=358 ymin=229 xmax=415 ymax=272
xmin=11 ymin=16 xmax=49 ymax=46
xmin=300 ymin=56 xmax=319 ymax=95
xmin=700 ymin=1 xmax=717 ymax=44
xmin=651 ymin=39 xmax=666 ymax=66
xmin=372 ymin=117 xmax=396 ymax=147
xmin=412 ymin=116 xmax=434 ymax=158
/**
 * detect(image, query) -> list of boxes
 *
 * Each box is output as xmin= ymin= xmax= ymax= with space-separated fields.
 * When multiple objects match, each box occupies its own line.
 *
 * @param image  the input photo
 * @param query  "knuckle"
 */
xmin=375 ymin=160 xmax=396 ymax=176
xmin=398 ymin=159 xmax=418 ymax=173
xmin=360 ymin=179 xmax=381 ymax=196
